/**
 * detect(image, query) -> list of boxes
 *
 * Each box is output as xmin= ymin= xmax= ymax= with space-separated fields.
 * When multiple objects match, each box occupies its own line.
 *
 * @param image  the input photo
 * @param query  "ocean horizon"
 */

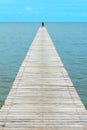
xmin=0 ymin=22 xmax=87 ymax=109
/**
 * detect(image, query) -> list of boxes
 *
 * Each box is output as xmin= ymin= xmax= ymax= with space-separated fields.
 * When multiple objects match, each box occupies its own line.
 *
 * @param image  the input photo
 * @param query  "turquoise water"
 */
xmin=46 ymin=23 xmax=87 ymax=108
xmin=0 ymin=23 xmax=40 ymax=107
xmin=0 ymin=23 xmax=87 ymax=109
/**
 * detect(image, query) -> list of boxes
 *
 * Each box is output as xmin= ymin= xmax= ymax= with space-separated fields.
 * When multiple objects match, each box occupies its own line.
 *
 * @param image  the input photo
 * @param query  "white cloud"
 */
xmin=68 ymin=12 xmax=73 ymax=15
xmin=26 ymin=6 xmax=32 ymax=11
xmin=81 ymin=12 xmax=87 ymax=16
xmin=0 ymin=1 xmax=14 ymax=4
xmin=17 ymin=6 xmax=32 ymax=15
xmin=18 ymin=11 xmax=23 ymax=15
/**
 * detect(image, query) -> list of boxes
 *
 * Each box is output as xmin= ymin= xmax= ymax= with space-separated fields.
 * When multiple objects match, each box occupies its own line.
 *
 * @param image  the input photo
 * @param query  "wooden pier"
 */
xmin=0 ymin=27 xmax=87 ymax=130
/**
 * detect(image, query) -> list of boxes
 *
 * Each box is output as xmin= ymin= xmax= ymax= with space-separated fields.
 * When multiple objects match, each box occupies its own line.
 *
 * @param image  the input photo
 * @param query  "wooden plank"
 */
xmin=0 ymin=27 xmax=87 ymax=129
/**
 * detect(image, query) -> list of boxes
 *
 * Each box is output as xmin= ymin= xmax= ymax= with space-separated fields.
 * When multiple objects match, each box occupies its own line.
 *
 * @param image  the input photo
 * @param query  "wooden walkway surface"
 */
xmin=0 ymin=27 xmax=87 ymax=130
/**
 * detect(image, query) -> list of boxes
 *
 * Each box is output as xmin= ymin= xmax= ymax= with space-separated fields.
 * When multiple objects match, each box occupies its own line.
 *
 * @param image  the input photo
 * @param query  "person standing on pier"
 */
xmin=42 ymin=22 xmax=44 ymax=27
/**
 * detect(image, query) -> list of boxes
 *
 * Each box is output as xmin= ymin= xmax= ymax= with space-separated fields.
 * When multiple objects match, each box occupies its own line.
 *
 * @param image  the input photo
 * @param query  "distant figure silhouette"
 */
xmin=42 ymin=22 xmax=44 ymax=27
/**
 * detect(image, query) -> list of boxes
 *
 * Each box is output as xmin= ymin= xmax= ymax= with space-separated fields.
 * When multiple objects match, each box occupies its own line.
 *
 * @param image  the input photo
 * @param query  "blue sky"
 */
xmin=0 ymin=0 xmax=87 ymax=22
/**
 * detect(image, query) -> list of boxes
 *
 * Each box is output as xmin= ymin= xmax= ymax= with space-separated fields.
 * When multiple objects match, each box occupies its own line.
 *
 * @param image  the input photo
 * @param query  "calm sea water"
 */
xmin=0 ymin=23 xmax=87 ymax=109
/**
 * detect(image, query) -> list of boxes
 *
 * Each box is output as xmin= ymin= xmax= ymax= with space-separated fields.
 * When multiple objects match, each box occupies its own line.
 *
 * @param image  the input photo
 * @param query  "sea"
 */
xmin=0 ymin=22 xmax=87 ymax=109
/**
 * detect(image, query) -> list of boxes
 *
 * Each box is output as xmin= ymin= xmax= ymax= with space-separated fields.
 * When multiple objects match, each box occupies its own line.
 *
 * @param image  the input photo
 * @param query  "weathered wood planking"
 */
xmin=0 ymin=27 xmax=87 ymax=130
